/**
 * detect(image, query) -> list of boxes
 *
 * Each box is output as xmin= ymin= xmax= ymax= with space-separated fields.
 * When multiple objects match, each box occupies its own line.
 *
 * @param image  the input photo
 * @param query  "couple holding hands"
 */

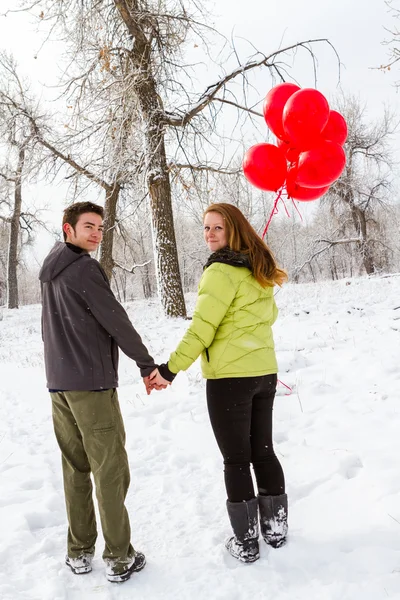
xmin=40 ymin=200 xmax=287 ymax=583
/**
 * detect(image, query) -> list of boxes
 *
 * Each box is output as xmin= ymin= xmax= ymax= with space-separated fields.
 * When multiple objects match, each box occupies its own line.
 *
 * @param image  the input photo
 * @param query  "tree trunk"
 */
xmin=138 ymin=229 xmax=152 ymax=298
xmin=147 ymin=138 xmax=187 ymax=317
xmin=115 ymin=1 xmax=186 ymax=318
xmin=7 ymin=147 xmax=24 ymax=309
xmin=339 ymin=183 xmax=376 ymax=276
xmin=100 ymin=184 xmax=120 ymax=281
xmin=139 ymin=98 xmax=186 ymax=317
xmin=350 ymin=204 xmax=375 ymax=275
xmin=141 ymin=263 xmax=152 ymax=299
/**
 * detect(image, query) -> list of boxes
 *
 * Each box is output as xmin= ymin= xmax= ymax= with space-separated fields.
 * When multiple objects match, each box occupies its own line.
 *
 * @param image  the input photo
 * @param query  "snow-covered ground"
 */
xmin=1 ymin=275 xmax=400 ymax=600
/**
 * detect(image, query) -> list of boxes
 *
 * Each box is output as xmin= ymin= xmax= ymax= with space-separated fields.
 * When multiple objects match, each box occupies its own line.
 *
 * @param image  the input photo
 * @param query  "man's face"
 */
xmin=63 ymin=212 xmax=104 ymax=252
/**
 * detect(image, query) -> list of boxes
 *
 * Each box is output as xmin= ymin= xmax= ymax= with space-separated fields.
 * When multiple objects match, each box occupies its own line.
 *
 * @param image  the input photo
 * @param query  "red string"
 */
xmin=277 ymin=379 xmax=292 ymax=395
xmin=291 ymin=198 xmax=304 ymax=222
xmin=262 ymin=188 xmax=283 ymax=238
xmin=262 ymin=187 xmax=304 ymax=237
xmin=280 ymin=196 xmax=291 ymax=218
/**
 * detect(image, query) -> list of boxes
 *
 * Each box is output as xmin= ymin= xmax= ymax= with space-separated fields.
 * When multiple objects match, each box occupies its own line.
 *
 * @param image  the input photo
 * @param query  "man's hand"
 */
xmin=143 ymin=368 xmax=170 ymax=395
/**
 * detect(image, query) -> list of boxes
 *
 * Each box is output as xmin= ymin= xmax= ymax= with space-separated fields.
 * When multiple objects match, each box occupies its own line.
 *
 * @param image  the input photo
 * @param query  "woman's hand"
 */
xmin=143 ymin=368 xmax=170 ymax=395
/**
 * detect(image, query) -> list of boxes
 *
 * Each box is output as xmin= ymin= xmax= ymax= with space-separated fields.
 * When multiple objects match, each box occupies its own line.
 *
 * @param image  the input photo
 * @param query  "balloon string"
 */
xmin=291 ymin=198 xmax=304 ymax=222
xmin=277 ymin=379 xmax=292 ymax=395
xmin=280 ymin=196 xmax=291 ymax=218
xmin=262 ymin=188 xmax=283 ymax=238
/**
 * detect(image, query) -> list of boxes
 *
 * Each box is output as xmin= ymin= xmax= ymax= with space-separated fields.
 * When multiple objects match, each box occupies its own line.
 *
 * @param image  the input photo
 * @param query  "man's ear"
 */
xmin=63 ymin=223 xmax=72 ymax=237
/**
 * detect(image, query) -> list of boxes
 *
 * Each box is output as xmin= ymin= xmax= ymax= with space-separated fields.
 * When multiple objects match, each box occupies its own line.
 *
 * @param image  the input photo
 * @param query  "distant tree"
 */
xmin=295 ymin=95 xmax=398 ymax=278
xmin=0 ymin=53 xmax=44 ymax=308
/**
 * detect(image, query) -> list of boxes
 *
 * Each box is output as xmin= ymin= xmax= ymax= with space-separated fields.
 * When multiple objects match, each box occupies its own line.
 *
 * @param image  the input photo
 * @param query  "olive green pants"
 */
xmin=51 ymin=389 xmax=134 ymax=567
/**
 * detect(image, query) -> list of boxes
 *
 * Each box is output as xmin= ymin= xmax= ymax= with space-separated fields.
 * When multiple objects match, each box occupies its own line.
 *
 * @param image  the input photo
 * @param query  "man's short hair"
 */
xmin=62 ymin=201 xmax=104 ymax=241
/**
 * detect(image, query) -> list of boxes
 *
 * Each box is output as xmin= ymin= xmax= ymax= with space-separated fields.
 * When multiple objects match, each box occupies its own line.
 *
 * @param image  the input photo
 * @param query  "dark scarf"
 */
xmin=204 ymin=247 xmax=251 ymax=270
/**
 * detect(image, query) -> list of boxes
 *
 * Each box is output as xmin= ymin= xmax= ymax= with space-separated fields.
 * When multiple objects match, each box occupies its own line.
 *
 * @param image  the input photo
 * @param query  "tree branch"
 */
xmin=169 ymin=161 xmax=241 ymax=175
xmin=211 ymin=97 xmax=263 ymax=118
xmin=113 ymin=0 xmax=149 ymax=45
xmin=295 ymin=237 xmax=361 ymax=275
xmin=114 ymin=259 xmax=152 ymax=274
xmin=164 ymin=39 xmax=334 ymax=126
xmin=0 ymin=172 xmax=16 ymax=183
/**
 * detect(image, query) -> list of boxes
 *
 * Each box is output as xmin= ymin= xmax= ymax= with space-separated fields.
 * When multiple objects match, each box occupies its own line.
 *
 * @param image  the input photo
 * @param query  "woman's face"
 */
xmin=203 ymin=211 xmax=228 ymax=252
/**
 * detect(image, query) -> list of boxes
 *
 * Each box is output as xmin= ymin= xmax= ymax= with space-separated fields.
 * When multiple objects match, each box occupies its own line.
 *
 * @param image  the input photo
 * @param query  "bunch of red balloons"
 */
xmin=243 ymin=83 xmax=347 ymax=201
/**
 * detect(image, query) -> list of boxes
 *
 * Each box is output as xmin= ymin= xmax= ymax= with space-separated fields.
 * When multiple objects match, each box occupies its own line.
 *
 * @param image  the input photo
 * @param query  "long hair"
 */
xmin=204 ymin=203 xmax=287 ymax=287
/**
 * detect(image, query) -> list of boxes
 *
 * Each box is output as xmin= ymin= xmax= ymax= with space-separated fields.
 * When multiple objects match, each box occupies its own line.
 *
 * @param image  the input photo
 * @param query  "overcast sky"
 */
xmin=1 ymin=0 xmax=397 ymax=112
xmin=0 ymin=0 xmax=398 ymax=259
xmin=214 ymin=0 xmax=399 ymax=114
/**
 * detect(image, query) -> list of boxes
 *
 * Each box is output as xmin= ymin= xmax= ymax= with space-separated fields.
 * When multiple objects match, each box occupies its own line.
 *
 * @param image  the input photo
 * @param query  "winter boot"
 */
xmin=258 ymin=493 xmax=288 ymax=548
xmin=225 ymin=498 xmax=260 ymax=563
xmin=105 ymin=550 xmax=146 ymax=583
xmin=65 ymin=554 xmax=93 ymax=575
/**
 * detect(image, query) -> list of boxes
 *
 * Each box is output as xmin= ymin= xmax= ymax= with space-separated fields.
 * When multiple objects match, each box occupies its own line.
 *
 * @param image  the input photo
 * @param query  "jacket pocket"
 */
xmin=205 ymin=348 xmax=210 ymax=362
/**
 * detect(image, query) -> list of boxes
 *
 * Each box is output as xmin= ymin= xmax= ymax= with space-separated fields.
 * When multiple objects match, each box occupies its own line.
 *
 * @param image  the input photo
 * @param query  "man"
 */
xmin=39 ymin=201 xmax=167 ymax=583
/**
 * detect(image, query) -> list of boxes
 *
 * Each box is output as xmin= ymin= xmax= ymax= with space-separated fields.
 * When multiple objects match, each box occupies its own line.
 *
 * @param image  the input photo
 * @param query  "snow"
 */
xmin=1 ymin=276 xmax=400 ymax=599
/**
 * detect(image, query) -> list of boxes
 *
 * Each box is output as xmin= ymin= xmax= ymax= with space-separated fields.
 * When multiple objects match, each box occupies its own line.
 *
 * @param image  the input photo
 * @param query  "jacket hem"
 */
xmin=202 ymin=369 xmax=278 ymax=379
xmin=46 ymin=381 xmax=118 ymax=391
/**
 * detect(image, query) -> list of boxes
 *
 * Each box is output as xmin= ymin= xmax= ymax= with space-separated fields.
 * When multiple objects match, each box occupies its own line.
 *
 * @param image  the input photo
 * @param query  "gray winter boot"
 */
xmin=258 ymin=493 xmax=288 ymax=548
xmin=225 ymin=498 xmax=260 ymax=563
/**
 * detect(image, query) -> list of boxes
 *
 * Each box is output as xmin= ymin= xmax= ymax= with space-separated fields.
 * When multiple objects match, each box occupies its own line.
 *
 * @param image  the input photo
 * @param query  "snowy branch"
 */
xmin=114 ymin=259 xmax=152 ymax=274
xmin=169 ymin=161 xmax=241 ymax=175
xmin=294 ymin=237 xmax=362 ymax=276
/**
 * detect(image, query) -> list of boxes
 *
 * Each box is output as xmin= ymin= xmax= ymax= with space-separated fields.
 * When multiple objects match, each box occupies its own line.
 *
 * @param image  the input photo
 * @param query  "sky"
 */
xmin=214 ymin=0 xmax=399 ymax=113
xmin=0 ymin=0 xmax=399 ymax=260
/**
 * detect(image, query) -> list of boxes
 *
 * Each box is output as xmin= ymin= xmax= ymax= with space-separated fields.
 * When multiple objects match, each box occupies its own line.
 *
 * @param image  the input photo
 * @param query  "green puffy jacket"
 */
xmin=168 ymin=261 xmax=278 ymax=379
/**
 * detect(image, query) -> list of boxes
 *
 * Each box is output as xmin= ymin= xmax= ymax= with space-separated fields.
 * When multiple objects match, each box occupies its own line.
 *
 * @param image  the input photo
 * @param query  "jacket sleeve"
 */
xmin=168 ymin=264 xmax=237 ymax=374
xmin=78 ymin=260 xmax=157 ymax=377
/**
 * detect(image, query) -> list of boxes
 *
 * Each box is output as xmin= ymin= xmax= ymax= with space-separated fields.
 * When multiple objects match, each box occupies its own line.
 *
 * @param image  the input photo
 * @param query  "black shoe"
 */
xmin=258 ymin=493 xmax=288 ymax=548
xmin=225 ymin=536 xmax=260 ymax=563
xmin=65 ymin=554 xmax=93 ymax=575
xmin=225 ymin=498 xmax=260 ymax=563
xmin=106 ymin=551 xmax=146 ymax=583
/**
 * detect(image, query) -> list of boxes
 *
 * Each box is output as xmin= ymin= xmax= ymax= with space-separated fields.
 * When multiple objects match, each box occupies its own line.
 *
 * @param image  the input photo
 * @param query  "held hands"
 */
xmin=143 ymin=368 xmax=170 ymax=396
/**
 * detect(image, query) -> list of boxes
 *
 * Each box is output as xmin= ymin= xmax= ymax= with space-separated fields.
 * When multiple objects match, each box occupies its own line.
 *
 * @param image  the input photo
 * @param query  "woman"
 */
xmin=154 ymin=203 xmax=288 ymax=563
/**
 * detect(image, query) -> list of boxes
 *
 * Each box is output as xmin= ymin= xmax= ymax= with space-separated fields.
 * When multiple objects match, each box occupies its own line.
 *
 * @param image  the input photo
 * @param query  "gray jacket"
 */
xmin=39 ymin=242 xmax=156 ymax=390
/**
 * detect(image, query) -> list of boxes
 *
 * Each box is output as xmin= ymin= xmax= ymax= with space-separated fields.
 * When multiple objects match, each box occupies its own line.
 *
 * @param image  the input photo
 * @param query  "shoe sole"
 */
xmin=65 ymin=559 xmax=92 ymax=575
xmin=107 ymin=556 xmax=146 ymax=583
xmin=263 ymin=537 xmax=287 ymax=548
xmin=225 ymin=542 xmax=260 ymax=563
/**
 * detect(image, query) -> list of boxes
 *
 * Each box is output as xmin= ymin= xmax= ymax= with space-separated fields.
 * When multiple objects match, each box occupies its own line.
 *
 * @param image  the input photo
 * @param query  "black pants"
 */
xmin=206 ymin=374 xmax=285 ymax=503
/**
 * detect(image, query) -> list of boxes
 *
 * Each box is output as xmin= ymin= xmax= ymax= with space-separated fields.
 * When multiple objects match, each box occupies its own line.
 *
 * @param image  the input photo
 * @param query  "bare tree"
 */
xmin=6 ymin=0 xmax=337 ymax=317
xmin=295 ymin=95 xmax=398 ymax=278
xmin=0 ymin=53 xmax=40 ymax=308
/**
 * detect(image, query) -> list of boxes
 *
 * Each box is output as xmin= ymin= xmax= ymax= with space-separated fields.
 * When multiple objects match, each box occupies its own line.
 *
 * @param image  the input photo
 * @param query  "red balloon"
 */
xmin=290 ymin=184 xmax=330 ymax=202
xmin=276 ymin=138 xmax=300 ymax=163
xmin=296 ymin=140 xmax=346 ymax=188
xmin=263 ymin=83 xmax=301 ymax=140
xmin=243 ymin=143 xmax=287 ymax=192
xmin=286 ymin=166 xmax=329 ymax=201
xmin=282 ymin=88 xmax=330 ymax=148
xmin=287 ymin=180 xmax=329 ymax=201
xmin=321 ymin=110 xmax=348 ymax=146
